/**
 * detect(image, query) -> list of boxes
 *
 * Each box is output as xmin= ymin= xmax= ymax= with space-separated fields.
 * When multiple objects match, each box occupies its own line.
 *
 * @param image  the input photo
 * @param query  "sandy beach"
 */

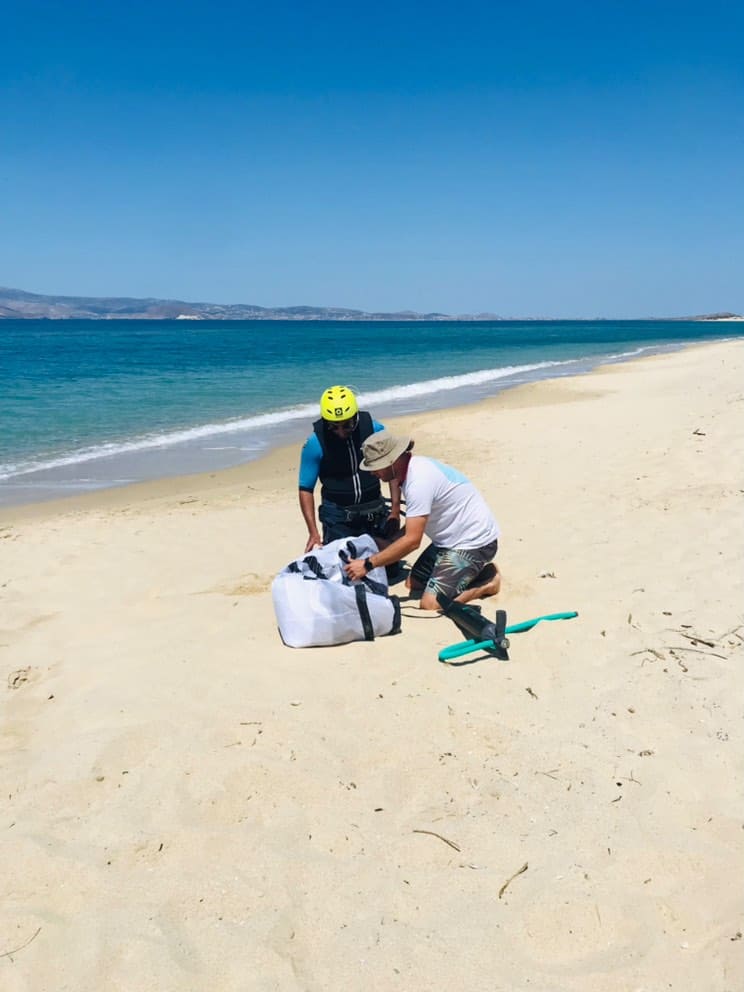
xmin=1 ymin=341 xmax=742 ymax=991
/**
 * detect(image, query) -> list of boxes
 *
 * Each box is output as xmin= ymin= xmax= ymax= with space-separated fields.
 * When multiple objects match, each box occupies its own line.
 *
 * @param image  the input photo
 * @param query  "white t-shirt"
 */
xmin=402 ymin=456 xmax=500 ymax=549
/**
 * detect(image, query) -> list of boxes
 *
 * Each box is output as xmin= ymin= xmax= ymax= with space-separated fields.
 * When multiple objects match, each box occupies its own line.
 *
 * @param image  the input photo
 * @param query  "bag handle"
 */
xmin=301 ymin=555 xmax=328 ymax=580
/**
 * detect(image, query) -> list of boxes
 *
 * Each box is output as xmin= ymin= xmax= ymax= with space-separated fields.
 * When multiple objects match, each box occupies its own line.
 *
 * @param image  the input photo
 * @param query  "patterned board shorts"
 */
xmin=414 ymin=538 xmax=499 ymax=600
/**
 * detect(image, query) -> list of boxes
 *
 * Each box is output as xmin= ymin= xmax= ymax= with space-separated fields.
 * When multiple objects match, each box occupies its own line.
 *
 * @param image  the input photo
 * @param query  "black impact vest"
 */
xmin=313 ymin=411 xmax=382 ymax=507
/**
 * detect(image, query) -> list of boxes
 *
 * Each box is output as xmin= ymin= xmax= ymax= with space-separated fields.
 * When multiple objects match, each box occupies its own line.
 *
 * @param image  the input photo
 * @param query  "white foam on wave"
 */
xmin=355 ymin=360 xmax=563 ymax=404
xmin=0 ymin=401 xmax=317 ymax=480
xmin=0 ymin=351 xmax=654 ymax=482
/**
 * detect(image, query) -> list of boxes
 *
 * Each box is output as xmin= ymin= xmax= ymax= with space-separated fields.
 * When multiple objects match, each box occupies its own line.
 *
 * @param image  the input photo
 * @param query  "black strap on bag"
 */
xmin=354 ymin=584 xmax=375 ymax=641
xmin=343 ymin=541 xmax=400 ymax=635
xmin=389 ymin=595 xmax=402 ymax=635
xmin=337 ymin=546 xmax=354 ymax=586
xmin=302 ymin=555 xmax=327 ymax=580
xmin=362 ymin=575 xmax=389 ymax=597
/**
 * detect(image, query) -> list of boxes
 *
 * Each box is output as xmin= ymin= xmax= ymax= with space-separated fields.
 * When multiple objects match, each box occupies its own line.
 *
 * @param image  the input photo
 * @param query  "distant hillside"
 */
xmin=0 ymin=287 xmax=740 ymax=322
xmin=0 ymin=286 xmax=491 ymax=321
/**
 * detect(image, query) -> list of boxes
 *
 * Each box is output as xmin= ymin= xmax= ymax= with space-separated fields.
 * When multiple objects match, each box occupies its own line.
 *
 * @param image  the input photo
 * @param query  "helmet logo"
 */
xmin=335 ymin=407 xmax=343 ymax=417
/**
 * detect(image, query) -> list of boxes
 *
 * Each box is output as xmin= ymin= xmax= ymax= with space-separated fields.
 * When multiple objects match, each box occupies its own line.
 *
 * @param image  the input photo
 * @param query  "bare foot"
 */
xmin=467 ymin=563 xmax=501 ymax=593
xmin=479 ymin=571 xmax=502 ymax=597
xmin=454 ymin=564 xmax=502 ymax=604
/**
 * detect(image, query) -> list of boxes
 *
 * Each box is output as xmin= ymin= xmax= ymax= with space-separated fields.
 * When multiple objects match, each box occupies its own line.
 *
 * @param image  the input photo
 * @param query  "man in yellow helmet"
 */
xmin=298 ymin=385 xmax=401 ymax=553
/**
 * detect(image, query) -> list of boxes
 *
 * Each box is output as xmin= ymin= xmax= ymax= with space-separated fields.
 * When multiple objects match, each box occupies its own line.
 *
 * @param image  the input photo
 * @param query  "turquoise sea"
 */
xmin=1 ymin=318 xmax=741 ymax=507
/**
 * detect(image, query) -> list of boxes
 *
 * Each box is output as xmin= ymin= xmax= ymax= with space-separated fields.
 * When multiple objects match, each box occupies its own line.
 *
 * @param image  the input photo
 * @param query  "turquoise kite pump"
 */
xmin=436 ymin=593 xmax=578 ymax=663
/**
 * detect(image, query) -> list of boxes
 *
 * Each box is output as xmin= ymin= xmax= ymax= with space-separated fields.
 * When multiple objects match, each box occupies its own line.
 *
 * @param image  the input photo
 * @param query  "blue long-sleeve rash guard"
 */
xmin=298 ymin=420 xmax=386 ymax=491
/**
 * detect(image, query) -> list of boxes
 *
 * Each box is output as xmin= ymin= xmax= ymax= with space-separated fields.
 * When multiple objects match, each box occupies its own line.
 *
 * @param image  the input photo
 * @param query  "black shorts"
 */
xmin=319 ymin=498 xmax=390 ymax=545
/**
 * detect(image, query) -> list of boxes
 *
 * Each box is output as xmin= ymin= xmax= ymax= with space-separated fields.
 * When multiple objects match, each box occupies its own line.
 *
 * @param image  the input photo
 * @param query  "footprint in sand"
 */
xmin=224 ymin=573 xmax=271 ymax=596
xmin=7 ymin=667 xmax=36 ymax=690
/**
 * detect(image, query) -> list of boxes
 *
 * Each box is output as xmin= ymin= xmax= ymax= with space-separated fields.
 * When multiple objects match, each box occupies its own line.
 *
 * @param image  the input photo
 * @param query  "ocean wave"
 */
xmin=0 ymin=352 xmax=648 ymax=482
xmin=354 ymin=360 xmax=564 ymax=403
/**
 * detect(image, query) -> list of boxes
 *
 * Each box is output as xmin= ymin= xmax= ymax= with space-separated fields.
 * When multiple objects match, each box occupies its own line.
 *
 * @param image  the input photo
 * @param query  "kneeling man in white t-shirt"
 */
xmin=343 ymin=430 xmax=501 ymax=610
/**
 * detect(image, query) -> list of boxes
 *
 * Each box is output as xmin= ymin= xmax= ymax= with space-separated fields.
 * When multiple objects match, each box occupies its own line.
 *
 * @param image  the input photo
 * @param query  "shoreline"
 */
xmin=2 ymin=338 xmax=742 ymax=989
xmin=0 ymin=336 xmax=735 ymax=519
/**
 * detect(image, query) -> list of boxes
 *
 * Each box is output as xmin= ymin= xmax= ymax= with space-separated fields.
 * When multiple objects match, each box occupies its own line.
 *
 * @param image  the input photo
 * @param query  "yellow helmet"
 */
xmin=320 ymin=385 xmax=359 ymax=422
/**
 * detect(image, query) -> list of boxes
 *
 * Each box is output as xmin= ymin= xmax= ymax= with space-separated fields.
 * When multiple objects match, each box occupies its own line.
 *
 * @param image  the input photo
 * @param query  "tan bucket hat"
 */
xmin=360 ymin=430 xmax=412 ymax=471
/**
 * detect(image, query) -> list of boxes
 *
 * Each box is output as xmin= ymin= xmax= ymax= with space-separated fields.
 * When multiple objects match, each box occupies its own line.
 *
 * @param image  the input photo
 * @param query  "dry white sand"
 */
xmin=1 ymin=341 xmax=742 ymax=991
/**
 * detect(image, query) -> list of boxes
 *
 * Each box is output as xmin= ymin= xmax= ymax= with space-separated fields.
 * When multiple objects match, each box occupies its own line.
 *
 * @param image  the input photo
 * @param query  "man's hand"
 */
xmin=344 ymin=558 xmax=368 ymax=582
xmin=304 ymin=530 xmax=322 ymax=552
xmin=299 ymin=490 xmax=321 ymax=553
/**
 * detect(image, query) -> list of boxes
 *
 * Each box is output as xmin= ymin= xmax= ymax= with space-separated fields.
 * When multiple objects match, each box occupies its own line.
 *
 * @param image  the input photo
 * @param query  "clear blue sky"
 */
xmin=2 ymin=0 xmax=742 ymax=316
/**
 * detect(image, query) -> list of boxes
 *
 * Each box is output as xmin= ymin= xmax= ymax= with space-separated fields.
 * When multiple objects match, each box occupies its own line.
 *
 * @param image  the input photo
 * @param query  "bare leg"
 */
xmin=419 ymin=590 xmax=442 ymax=610
xmin=453 ymin=577 xmax=501 ymax=604
xmin=419 ymin=563 xmax=501 ymax=610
